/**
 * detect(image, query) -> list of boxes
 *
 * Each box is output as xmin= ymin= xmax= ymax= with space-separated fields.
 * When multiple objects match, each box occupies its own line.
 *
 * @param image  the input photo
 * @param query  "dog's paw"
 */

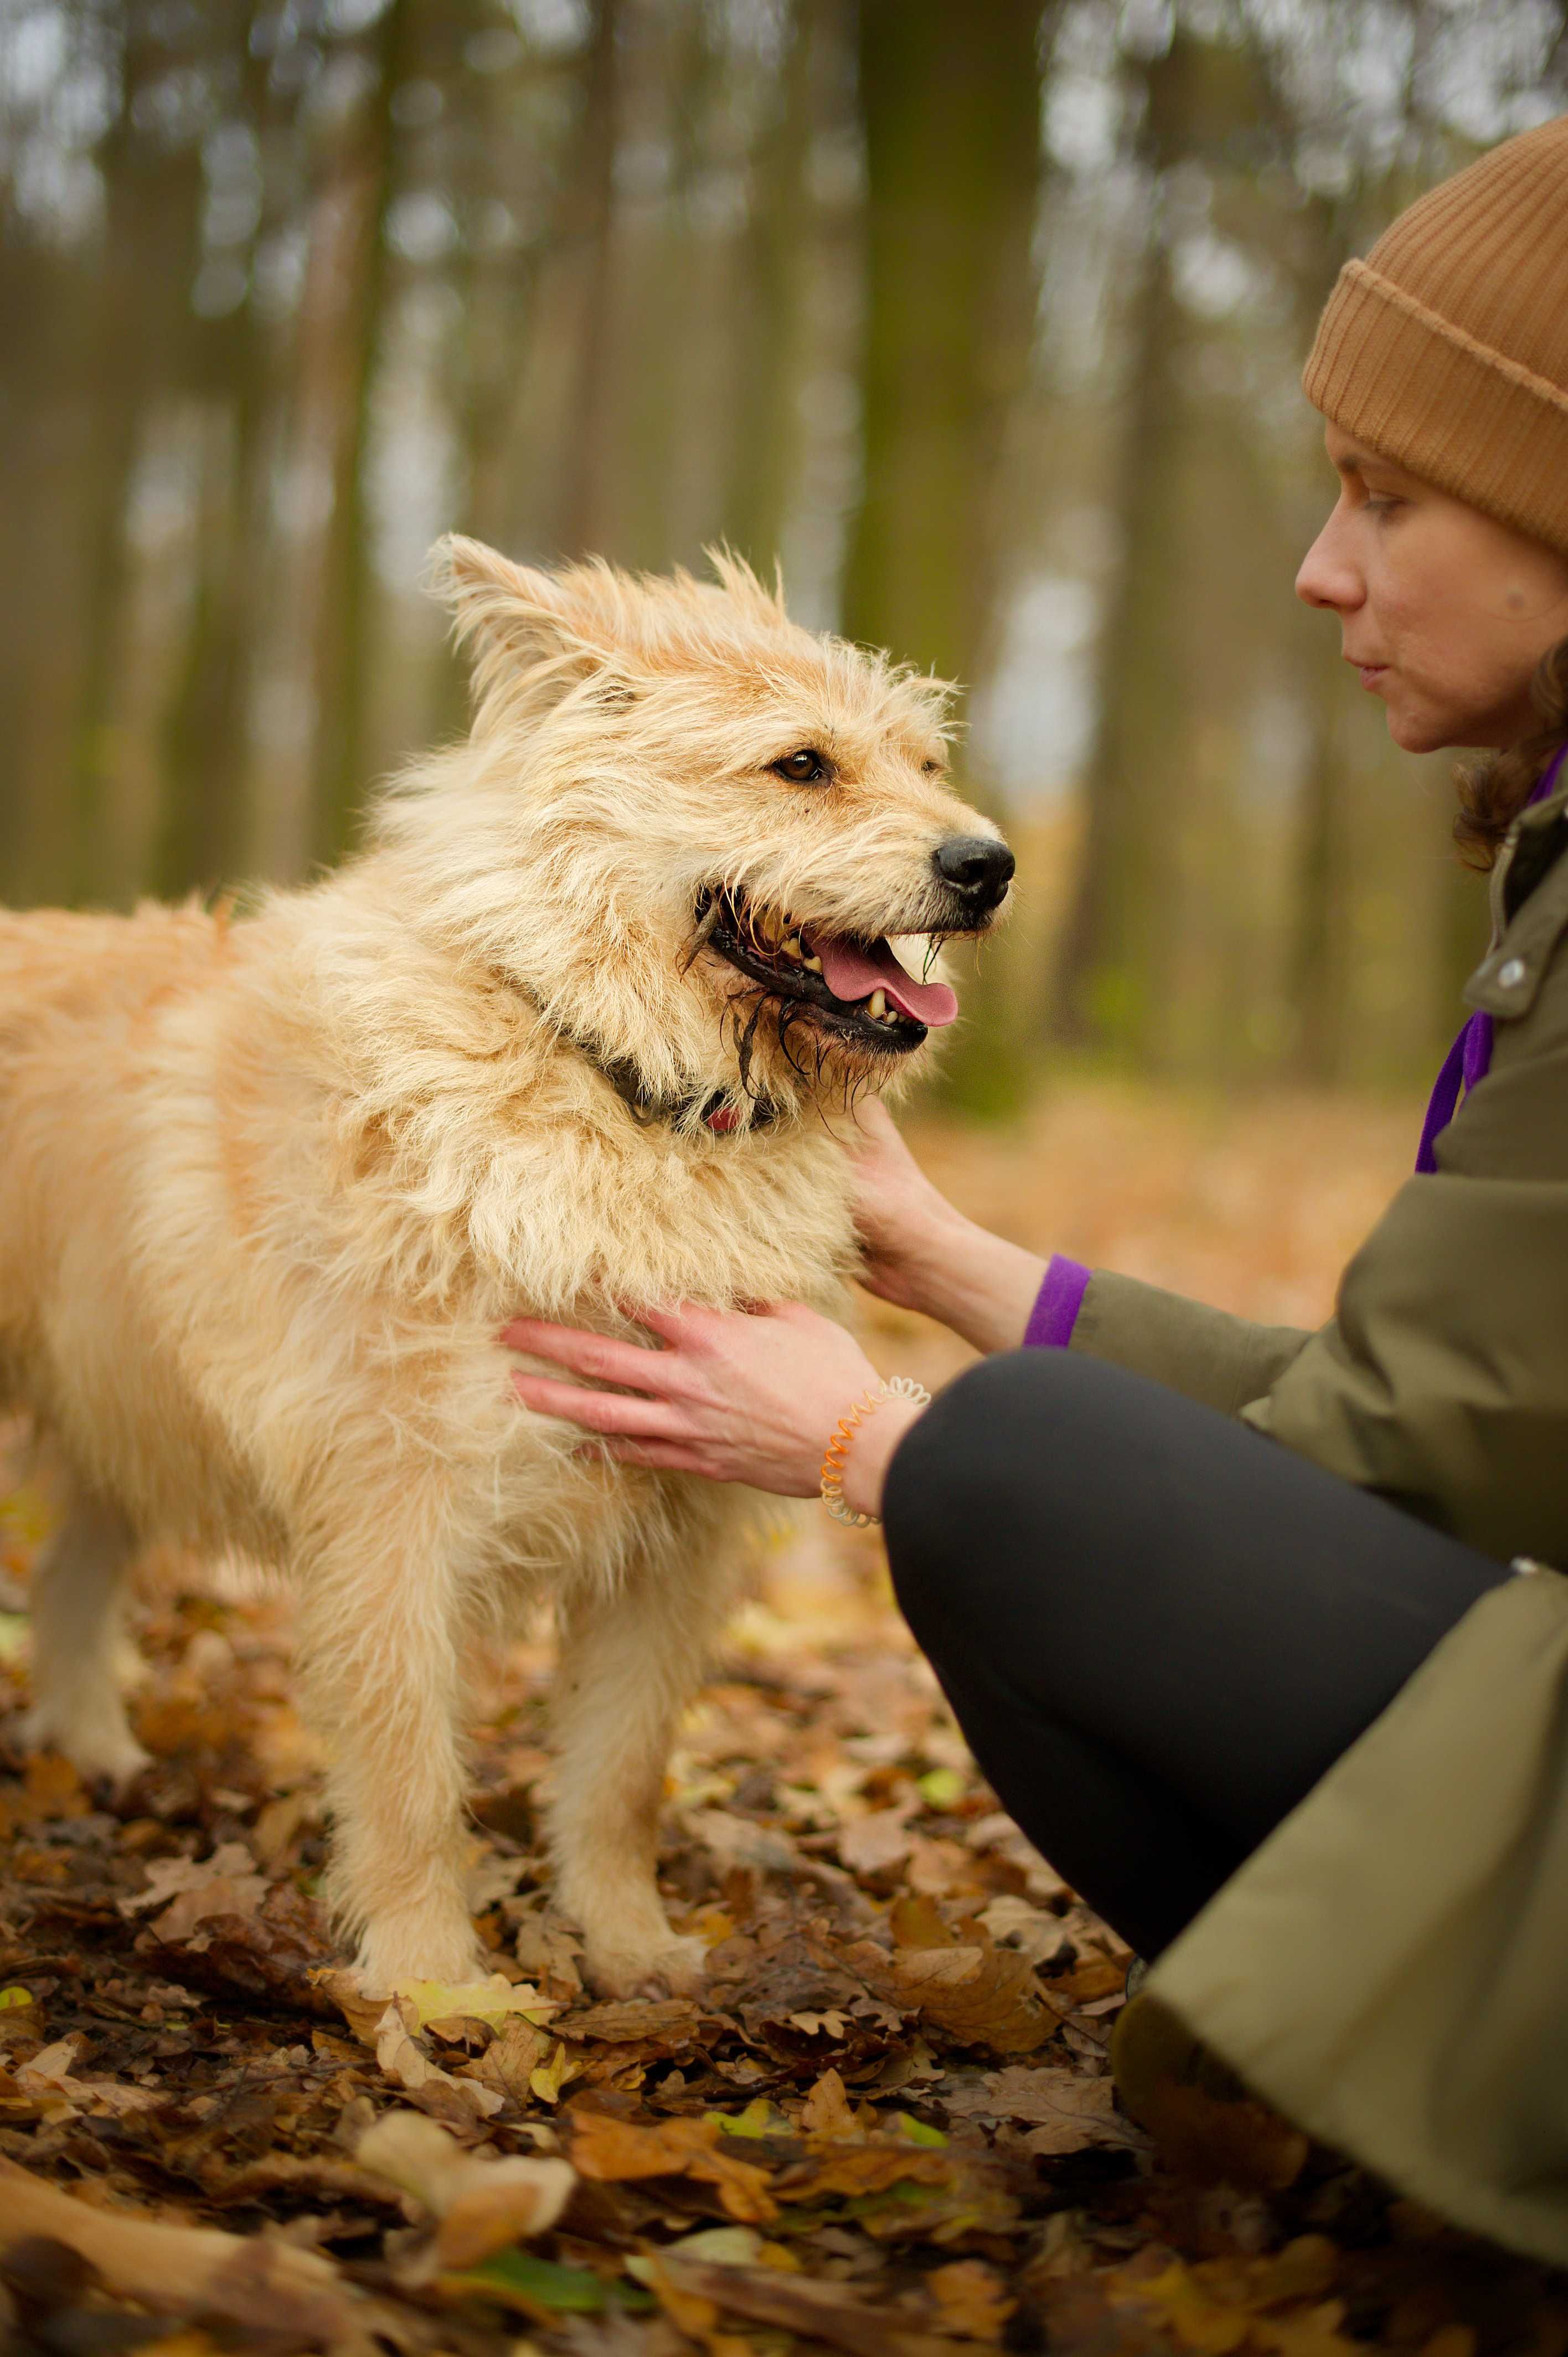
xmin=353 ymin=1918 xmax=490 ymax=1993
xmin=582 ymin=1932 xmax=708 ymax=2001
xmin=19 ymin=1709 xmax=151 ymax=1795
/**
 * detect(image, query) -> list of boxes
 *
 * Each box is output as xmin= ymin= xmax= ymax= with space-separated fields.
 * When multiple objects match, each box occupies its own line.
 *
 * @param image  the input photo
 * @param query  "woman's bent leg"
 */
xmin=883 ymin=1350 xmax=1509 ymax=1957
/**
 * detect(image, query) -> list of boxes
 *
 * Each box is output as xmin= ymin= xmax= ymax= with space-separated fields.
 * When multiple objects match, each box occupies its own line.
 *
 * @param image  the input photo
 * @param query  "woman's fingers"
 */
xmin=632 ymin=1297 xmax=789 ymax=1342
xmin=590 ymin=1436 xmax=710 ymax=1474
xmin=502 ymin=1316 xmax=680 ymax=1393
xmin=510 ymin=1370 xmax=687 ymax=1439
xmin=507 ymin=1302 xmax=790 ymax=1367
xmin=631 ymin=1299 xmax=723 ymax=1346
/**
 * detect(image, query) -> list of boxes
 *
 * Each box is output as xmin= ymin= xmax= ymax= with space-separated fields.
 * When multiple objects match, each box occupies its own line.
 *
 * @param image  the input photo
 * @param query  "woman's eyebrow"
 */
xmin=1335 ymin=444 xmax=1414 ymax=486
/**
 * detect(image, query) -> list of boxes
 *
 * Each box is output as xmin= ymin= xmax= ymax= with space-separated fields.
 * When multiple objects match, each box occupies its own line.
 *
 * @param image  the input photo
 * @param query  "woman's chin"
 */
xmin=1384 ymin=702 xmax=1461 ymax=755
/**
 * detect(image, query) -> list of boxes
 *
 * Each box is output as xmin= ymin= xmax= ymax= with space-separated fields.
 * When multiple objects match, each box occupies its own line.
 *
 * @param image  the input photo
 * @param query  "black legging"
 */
xmin=883 ymin=1350 xmax=1512 ymax=1960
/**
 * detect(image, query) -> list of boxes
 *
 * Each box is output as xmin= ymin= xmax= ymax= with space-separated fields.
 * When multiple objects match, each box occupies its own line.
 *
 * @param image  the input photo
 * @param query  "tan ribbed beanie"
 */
xmin=1304 ymin=115 xmax=1568 ymax=558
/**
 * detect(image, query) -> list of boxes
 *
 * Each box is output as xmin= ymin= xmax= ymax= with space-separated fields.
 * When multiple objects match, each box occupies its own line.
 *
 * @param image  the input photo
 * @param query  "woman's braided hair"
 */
xmin=1454 ymin=634 xmax=1568 ymax=869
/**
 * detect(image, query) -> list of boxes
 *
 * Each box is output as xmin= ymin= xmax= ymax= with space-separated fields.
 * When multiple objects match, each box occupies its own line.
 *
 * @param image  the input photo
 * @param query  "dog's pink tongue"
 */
xmin=814 ymin=936 xmax=958 ymax=1028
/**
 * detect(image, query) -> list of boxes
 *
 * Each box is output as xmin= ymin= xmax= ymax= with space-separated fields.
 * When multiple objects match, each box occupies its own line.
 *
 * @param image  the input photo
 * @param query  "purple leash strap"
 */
xmin=1414 ymin=1014 xmax=1492 ymax=1175
xmin=1415 ymin=747 xmax=1567 ymax=1174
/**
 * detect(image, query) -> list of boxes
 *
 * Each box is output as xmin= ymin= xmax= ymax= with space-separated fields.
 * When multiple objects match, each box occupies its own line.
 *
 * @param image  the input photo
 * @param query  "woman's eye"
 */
xmin=1364 ymin=494 xmax=1403 ymax=518
xmin=770 ymin=748 xmax=830 ymax=784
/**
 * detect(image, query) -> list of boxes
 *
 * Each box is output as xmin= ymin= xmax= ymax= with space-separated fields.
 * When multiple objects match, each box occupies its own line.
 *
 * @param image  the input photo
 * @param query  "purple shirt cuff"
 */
xmin=1023 ymin=1255 xmax=1091 ymax=1350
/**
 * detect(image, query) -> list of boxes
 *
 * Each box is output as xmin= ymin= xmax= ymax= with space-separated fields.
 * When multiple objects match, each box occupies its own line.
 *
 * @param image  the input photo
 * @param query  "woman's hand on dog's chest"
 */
xmin=502 ymin=1297 xmax=911 ymax=1512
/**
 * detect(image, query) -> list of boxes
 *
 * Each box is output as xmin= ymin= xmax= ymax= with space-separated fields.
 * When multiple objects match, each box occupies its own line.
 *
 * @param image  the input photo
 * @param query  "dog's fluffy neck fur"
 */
xmin=496 ymin=967 xmax=782 ymax=1139
xmin=246 ymin=850 xmax=852 ymax=1325
xmin=362 ymin=743 xmax=792 ymax=1130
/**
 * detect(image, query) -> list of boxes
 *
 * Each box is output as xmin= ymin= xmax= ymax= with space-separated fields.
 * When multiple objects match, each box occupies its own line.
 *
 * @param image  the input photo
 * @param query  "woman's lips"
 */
xmin=1351 ymin=660 xmax=1388 ymax=691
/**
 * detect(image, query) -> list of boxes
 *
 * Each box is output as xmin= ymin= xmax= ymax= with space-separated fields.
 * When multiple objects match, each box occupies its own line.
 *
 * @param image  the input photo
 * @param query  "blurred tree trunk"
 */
xmin=0 ymin=239 xmax=96 ymax=906
xmin=550 ymin=0 xmax=624 ymax=559
xmin=840 ymin=0 xmax=1045 ymax=694
xmin=309 ymin=0 xmax=411 ymax=869
xmin=1051 ymin=30 xmax=1265 ymax=1065
xmin=154 ymin=376 xmax=267 ymax=900
xmin=69 ymin=13 xmax=205 ymax=908
xmin=722 ymin=0 xmax=824 ymax=577
xmin=155 ymin=19 xmax=279 ymax=903
xmin=1048 ymin=194 xmax=1181 ymax=1057
xmin=842 ymin=0 xmax=1046 ymax=1115
xmin=619 ymin=0 xmax=718 ymax=570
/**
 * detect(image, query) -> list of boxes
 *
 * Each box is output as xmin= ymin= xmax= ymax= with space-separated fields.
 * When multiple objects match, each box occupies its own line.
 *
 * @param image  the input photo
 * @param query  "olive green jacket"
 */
xmin=1082 ymin=776 xmax=1568 ymax=2261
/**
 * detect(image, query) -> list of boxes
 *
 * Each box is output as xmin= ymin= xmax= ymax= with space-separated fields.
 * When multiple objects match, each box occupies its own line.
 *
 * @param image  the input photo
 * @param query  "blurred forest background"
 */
xmin=2 ymin=0 xmax=1566 ymax=1109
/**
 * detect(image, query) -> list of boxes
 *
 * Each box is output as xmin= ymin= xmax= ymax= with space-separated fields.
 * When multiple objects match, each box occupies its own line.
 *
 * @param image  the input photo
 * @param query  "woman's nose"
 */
xmin=1296 ymin=507 xmax=1361 ymax=613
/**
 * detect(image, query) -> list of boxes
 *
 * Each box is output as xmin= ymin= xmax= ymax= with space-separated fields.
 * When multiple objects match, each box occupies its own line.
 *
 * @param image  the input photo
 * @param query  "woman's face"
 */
xmin=1296 ymin=423 xmax=1568 ymax=752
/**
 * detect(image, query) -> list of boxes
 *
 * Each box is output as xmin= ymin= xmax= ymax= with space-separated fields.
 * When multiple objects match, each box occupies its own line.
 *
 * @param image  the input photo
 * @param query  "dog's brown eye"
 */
xmin=770 ymin=748 xmax=831 ymax=785
xmin=921 ymin=758 xmax=941 ymax=776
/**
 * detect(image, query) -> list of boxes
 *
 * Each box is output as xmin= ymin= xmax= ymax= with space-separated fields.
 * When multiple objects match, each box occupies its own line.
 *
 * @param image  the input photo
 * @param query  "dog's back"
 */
xmin=0 ymin=902 xmax=223 ymax=1399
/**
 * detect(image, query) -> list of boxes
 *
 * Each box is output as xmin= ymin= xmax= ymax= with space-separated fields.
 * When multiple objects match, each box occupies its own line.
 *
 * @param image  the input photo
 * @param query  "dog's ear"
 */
xmin=425 ymin=536 xmax=634 ymax=718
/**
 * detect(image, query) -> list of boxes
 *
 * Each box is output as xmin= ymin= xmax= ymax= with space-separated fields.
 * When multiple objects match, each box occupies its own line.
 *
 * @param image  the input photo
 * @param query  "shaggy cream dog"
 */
xmin=0 ymin=540 xmax=1013 ymax=1995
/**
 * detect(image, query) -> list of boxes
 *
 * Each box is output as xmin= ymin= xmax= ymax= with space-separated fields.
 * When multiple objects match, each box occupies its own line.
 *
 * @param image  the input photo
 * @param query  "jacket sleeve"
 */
xmin=1069 ymin=1271 xmax=1314 ymax=1417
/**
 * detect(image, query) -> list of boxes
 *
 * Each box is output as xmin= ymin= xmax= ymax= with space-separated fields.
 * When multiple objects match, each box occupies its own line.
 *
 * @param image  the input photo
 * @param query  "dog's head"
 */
xmin=388 ymin=536 xmax=1013 ymax=1128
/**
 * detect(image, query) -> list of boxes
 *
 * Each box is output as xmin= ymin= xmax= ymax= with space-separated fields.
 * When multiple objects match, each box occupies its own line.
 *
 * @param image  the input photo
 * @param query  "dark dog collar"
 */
xmin=597 ymin=1053 xmax=780 ymax=1136
xmin=498 ymin=971 xmax=778 ymax=1136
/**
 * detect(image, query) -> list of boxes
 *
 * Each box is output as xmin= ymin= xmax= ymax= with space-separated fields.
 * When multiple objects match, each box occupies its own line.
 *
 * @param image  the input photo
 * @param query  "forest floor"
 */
xmin=0 ymin=1082 xmax=1561 ymax=2357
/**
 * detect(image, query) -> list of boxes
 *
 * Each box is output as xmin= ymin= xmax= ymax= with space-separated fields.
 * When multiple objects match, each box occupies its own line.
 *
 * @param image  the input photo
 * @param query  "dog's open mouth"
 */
xmin=698 ymin=888 xmax=960 ymax=1053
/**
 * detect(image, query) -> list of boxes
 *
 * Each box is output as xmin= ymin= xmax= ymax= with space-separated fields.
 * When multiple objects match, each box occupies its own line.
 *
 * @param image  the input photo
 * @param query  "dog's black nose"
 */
xmin=933 ymin=834 xmax=1015 ymax=914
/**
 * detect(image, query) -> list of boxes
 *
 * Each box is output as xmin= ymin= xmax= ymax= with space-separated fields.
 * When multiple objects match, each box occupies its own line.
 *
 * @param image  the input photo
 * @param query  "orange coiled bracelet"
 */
xmin=819 ymin=1376 xmax=932 ymax=1527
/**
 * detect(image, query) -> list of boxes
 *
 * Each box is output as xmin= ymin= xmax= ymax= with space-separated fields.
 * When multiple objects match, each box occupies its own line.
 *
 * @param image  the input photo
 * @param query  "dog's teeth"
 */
xmin=803 ymin=954 xmax=823 ymax=974
xmin=868 ymin=989 xmax=888 ymax=1021
xmin=782 ymin=935 xmax=802 ymax=960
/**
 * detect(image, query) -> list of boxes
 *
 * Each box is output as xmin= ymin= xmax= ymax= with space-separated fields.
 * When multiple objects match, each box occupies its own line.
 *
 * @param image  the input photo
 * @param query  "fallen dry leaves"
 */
xmin=0 ymin=1087 xmax=1556 ymax=2356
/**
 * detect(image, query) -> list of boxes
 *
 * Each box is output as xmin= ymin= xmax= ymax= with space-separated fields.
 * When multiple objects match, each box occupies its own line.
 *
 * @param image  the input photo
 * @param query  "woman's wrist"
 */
xmin=896 ymin=1211 xmax=1049 ymax=1356
xmin=838 ymin=1395 xmax=927 ymax=1521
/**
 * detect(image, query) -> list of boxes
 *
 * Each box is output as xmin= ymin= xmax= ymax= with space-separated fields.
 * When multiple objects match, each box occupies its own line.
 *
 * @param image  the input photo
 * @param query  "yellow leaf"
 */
xmin=927 ymin=2260 xmax=1015 ymax=2343
xmin=1125 ymin=2261 xmax=1252 ymax=2355
xmin=392 ymin=1975 xmax=555 ymax=2033
xmin=570 ymin=2110 xmax=777 ymax=2225
xmin=685 ymin=1905 xmax=736 ymax=1947
xmin=800 ymin=2068 xmax=860 ymax=2143
xmin=528 ymin=2041 xmax=581 ymax=2106
xmin=706 ymin=2097 xmax=787 ymax=2140
xmin=888 ymin=1893 xmax=953 ymax=1949
xmin=310 ymin=1966 xmax=554 ymax=2048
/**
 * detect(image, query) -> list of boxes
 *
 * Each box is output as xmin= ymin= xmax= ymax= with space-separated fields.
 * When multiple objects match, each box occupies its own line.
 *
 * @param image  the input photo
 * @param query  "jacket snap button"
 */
xmin=1499 ymin=957 xmax=1527 ymax=988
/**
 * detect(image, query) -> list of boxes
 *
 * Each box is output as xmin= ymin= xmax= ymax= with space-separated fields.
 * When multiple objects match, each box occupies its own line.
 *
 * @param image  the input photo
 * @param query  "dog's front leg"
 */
xmin=295 ymin=1511 xmax=483 ymax=1990
xmin=24 ymin=1487 xmax=151 ymax=1790
xmin=549 ymin=1547 xmax=732 ymax=1998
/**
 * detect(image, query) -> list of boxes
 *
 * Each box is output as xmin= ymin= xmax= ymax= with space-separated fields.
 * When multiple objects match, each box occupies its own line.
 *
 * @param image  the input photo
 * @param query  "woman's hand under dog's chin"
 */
xmin=503 ymin=1298 xmax=922 ymax=1521
xmin=847 ymin=1099 xmax=1050 ymax=1357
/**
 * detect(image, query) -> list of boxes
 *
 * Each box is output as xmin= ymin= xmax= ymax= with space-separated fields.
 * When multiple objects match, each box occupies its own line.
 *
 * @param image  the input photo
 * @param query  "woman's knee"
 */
xmin=883 ymin=1347 xmax=1122 ymax=1644
xmin=886 ymin=1345 xmax=1237 ymax=1638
